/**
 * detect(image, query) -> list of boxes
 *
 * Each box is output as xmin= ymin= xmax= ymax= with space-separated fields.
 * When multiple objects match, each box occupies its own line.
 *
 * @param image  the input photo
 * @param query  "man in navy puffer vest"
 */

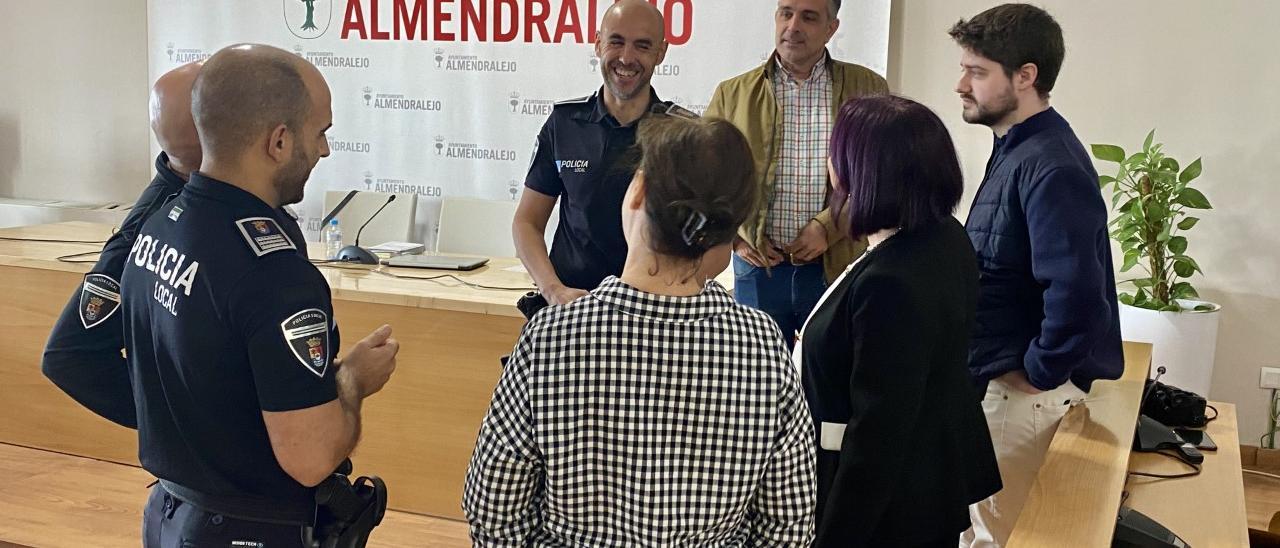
xmin=951 ymin=5 xmax=1124 ymax=547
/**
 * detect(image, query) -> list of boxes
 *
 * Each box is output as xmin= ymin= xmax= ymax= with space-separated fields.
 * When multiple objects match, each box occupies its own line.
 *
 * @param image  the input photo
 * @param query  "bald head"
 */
xmin=601 ymin=0 xmax=665 ymax=38
xmin=192 ymin=44 xmax=332 ymax=207
xmin=595 ymin=0 xmax=667 ymax=105
xmin=192 ymin=44 xmax=326 ymax=163
xmin=150 ymin=62 xmax=202 ymax=178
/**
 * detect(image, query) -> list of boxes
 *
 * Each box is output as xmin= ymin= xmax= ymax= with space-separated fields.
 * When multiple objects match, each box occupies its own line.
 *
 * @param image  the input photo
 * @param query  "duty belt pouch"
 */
xmin=312 ymin=461 xmax=388 ymax=548
xmin=516 ymin=291 xmax=548 ymax=320
xmin=502 ymin=291 xmax=549 ymax=368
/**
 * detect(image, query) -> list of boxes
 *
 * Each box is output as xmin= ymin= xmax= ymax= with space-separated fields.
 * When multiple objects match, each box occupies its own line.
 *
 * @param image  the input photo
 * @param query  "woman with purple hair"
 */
xmin=796 ymin=95 xmax=1002 ymax=547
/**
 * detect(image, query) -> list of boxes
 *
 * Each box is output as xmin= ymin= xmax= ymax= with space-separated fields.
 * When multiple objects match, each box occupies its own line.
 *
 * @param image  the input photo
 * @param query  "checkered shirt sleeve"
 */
xmin=745 ymin=360 xmax=817 ymax=545
xmin=463 ymin=332 xmax=544 ymax=547
xmin=463 ymin=277 xmax=816 ymax=547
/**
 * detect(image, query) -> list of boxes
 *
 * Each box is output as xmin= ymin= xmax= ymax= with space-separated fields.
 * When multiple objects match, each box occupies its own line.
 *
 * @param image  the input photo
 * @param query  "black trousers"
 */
xmin=142 ymin=484 xmax=309 ymax=548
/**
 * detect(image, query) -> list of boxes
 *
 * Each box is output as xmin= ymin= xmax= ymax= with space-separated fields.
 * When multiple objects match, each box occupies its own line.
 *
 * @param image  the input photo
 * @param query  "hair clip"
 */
xmin=681 ymin=210 xmax=709 ymax=247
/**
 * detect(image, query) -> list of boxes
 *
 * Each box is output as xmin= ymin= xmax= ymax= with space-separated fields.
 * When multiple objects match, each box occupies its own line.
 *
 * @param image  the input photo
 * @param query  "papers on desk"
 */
xmin=503 ymin=264 xmax=529 ymax=274
xmin=366 ymin=241 xmax=425 ymax=255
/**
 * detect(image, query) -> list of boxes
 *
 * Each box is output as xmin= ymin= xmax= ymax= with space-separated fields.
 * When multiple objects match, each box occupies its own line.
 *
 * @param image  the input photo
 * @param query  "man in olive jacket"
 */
xmin=706 ymin=0 xmax=887 ymax=347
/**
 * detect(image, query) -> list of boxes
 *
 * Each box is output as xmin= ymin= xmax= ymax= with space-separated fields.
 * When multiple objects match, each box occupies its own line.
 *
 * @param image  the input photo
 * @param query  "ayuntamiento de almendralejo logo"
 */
xmin=285 ymin=0 xmax=332 ymax=39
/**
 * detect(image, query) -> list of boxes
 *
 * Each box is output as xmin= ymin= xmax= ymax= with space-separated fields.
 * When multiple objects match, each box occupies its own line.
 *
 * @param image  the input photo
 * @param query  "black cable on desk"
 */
xmin=1127 ymin=450 xmax=1202 ymax=480
xmin=375 ymin=269 xmax=535 ymax=291
xmin=312 ymin=259 xmax=536 ymax=291
xmin=0 ymin=234 xmax=109 ymax=263
xmin=56 ymin=250 xmax=102 ymax=263
xmin=1205 ymin=404 xmax=1219 ymax=423
xmin=0 ymin=236 xmax=108 ymax=244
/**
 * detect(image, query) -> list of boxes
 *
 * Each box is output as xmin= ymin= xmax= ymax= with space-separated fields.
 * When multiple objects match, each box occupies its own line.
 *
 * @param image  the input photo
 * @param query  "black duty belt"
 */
xmin=158 ymin=479 xmax=315 ymax=526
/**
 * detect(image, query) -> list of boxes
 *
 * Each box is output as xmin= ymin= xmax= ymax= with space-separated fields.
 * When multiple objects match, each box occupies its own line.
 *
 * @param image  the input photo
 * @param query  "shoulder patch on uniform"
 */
xmin=281 ymin=308 xmax=329 ymax=377
xmin=79 ymin=273 xmax=121 ymax=329
xmin=554 ymin=94 xmax=592 ymax=106
xmin=234 ymin=217 xmax=297 ymax=258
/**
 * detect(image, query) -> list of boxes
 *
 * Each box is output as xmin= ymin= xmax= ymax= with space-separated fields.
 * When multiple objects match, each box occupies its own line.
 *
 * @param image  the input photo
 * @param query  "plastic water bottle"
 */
xmin=323 ymin=219 xmax=343 ymax=260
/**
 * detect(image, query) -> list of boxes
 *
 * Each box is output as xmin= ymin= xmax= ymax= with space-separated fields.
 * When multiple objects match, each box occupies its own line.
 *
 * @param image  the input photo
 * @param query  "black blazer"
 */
xmin=800 ymin=219 xmax=1002 ymax=547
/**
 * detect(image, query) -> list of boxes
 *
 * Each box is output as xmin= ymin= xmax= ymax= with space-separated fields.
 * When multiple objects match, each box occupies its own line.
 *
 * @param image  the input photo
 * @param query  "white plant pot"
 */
xmin=1118 ymin=299 xmax=1221 ymax=396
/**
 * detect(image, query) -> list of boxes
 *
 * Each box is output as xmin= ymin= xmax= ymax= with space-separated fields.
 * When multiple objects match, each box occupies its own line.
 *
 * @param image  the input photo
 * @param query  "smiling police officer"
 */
xmin=512 ymin=0 xmax=693 ymax=308
xmin=119 ymin=44 xmax=398 ymax=547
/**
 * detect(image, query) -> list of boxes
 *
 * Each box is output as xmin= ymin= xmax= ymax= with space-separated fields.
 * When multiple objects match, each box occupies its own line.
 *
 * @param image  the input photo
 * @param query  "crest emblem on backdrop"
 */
xmin=284 ymin=0 xmax=332 ymax=40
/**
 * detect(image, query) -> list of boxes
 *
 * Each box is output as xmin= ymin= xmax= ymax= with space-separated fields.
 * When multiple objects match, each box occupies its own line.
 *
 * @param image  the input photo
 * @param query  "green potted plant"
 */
xmin=1092 ymin=131 xmax=1219 ymax=395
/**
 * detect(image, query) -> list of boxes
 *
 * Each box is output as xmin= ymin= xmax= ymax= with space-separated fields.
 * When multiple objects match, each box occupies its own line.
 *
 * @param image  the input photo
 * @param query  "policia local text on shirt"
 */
xmin=118 ymin=45 xmax=398 ymax=546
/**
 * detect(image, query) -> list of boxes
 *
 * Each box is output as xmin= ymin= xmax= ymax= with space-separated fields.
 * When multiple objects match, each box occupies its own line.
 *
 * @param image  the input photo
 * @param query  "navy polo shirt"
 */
xmin=524 ymin=87 xmax=672 ymax=291
xmin=42 ymin=154 xmax=308 ymax=430
xmin=120 ymin=172 xmax=337 ymax=518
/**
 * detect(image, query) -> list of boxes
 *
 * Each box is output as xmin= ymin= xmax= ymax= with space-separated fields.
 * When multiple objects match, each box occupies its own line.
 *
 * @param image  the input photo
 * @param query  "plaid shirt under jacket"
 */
xmin=766 ymin=54 xmax=834 ymax=247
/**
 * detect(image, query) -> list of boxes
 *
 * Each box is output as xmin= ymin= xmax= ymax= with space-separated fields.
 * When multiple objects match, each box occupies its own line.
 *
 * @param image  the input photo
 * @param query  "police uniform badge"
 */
xmin=281 ymin=308 xmax=329 ymax=377
xmin=235 ymin=216 xmax=297 ymax=257
xmin=78 ymin=273 xmax=121 ymax=329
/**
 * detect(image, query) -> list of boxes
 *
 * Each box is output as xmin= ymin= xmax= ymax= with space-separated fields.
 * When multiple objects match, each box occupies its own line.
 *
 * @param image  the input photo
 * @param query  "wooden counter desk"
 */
xmin=0 ymin=221 xmax=530 ymax=519
xmin=1009 ymin=342 xmax=1248 ymax=546
xmin=1125 ymin=402 xmax=1248 ymax=546
xmin=21 ymin=221 xmax=1241 ymax=538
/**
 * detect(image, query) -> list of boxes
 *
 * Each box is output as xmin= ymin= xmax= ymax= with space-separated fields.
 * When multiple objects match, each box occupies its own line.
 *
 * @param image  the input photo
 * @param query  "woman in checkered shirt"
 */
xmin=463 ymin=114 xmax=817 ymax=546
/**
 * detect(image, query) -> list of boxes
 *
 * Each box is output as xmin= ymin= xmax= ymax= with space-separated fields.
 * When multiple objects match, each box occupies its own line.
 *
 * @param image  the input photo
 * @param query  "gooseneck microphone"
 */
xmin=1138 ymin=365 xmax=1167 ymax=413
xmin=336 ymin=195 xmax=396 ymax=265
xmin=355 ymin=195 xmax=395 ymax=248
xmin=320 ymin=190 xmax=360 ymax=232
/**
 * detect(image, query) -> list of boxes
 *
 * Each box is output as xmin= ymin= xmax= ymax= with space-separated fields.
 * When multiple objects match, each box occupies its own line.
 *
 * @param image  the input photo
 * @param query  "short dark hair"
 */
xmin=828 ymin=95 xmax=963 ymax=239
xmin=948 ymin=3 xmax=1064 ymax=99
xmin=193 ymin=44 xmax=311 ymax=159
xmin=828 ymin=0 xmax=841 ymax=18
xmin=634 ymin=115 xmax=758 ymax=261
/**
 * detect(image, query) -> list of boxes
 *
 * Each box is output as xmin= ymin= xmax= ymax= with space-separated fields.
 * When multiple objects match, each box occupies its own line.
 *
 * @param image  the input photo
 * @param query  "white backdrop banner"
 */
xmin=148 ymin=0 xmax=890 ymax=244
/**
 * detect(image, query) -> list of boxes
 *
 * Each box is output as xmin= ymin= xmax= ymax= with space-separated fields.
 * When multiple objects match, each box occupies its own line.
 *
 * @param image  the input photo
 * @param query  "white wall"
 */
xmin=0 ymin=0 xmax=151 ymax=206
xmin=890 ymin=0 xmax=1280 ymax=443
xmin=4 ymin=0 xmax=1278 ymax=443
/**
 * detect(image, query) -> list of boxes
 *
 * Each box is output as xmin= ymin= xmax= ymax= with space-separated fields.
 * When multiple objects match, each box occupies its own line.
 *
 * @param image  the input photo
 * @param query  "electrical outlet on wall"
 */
xmin=1261 ymin=367 xmax=1280 ymax=390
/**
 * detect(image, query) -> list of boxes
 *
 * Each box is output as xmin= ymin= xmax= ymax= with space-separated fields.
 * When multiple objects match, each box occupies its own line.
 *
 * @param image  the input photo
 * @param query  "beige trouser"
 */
xmin=959 ymin=377 xmax=1088 ymax=547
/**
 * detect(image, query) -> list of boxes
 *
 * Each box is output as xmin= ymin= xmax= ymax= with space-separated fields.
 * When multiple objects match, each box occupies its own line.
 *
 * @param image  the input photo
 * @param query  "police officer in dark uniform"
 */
xmin=513 ymin=0 xmax=693 ymax=307
xmin=42 ymin=62 xmax=309 ymax=429
xmin=119 ymin=44 xmax=398 ymax=547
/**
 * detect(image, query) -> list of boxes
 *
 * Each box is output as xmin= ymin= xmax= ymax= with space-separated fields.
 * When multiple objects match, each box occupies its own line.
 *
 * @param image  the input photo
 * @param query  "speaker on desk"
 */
xmin=1113 ymin=506 xmax=1190 ymax=547
xmin=1115 ymin=365 xmax=1196 ymax=547
xmin=1133 ymin=366 xmax=1204 ymax=465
